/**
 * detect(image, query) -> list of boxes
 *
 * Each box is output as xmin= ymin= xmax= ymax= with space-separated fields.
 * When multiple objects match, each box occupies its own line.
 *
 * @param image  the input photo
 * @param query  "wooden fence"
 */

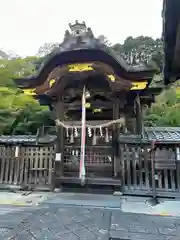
xmin=0 ymin=141 xmax=180 ymax=198
xmin=0 ymin=145 xmax=56 ymax=190
xmin=120 ymin=143 xmax=180 ymax=197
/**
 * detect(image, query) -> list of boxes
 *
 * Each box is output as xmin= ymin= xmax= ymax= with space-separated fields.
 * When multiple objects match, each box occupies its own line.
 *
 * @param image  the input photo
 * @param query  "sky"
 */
xmin=0 ymin=0 xmax=163 ymax=57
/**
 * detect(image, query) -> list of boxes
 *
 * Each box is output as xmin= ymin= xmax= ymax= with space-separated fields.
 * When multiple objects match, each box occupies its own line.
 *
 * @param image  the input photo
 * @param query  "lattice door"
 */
xmin=63 ymin=127 xmax=113 ymax=178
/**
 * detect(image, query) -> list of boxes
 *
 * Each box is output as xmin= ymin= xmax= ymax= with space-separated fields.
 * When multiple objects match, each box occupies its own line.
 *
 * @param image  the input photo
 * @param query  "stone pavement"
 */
xmin=0 ymin=191 xmax=49 ymax=206
xmin=0 ymin=193 xmax=180 ymax=239
xmin=0 ymin=206 xmax=179 ymax=239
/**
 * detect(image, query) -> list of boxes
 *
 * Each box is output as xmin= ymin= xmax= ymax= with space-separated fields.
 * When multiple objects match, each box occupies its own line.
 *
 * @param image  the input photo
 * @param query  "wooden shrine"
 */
xmin=13 ymin=21 xmax=176 ymax=191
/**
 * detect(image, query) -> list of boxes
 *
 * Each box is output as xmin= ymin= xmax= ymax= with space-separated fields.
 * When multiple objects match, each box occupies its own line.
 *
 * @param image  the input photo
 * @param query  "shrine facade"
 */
xmin=9 ymin=21 xmax=180 ymax=197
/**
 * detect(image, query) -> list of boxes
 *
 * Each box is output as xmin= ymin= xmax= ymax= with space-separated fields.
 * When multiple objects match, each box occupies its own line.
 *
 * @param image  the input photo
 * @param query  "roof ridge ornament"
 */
xmin=68 ymin=20 xmax=93 ymax=37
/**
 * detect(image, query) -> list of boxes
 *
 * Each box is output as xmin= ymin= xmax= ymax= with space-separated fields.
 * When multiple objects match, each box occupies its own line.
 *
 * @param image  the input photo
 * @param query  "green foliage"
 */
xmin=144 ymin=84 xmax=180 ymax=126
xmin=112 ymin=36 xmax=163 ymax=71
xmin=0 ymin=57 xmax=40 ymax=87
xmin=0 ymin=56 xmax=53 ymax=135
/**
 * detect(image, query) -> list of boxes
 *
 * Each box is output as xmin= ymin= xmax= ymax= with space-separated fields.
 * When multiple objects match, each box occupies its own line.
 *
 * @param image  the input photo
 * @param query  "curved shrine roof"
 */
xmin=14 ymin=21 xmax=157 ymax=90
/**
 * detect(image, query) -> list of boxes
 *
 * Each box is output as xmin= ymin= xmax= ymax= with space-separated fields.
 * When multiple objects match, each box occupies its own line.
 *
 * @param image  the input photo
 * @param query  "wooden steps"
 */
xmin=56 ymin=176 xmax=121 ymax=186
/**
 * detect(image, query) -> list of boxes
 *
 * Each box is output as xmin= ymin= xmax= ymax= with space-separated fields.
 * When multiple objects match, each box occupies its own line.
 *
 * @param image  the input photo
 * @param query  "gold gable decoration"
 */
xmin=22 ymin=81 xmax=148 ymax=96
xmin=23 ymin=88 xmax=36 ymax=96
xmin=49 ymin=79 xmax=56 ymax=88
xmin=131 ymin=81 xmax=147 ymax=90
xmin=68 ymin=63 xmax=93 ymax=72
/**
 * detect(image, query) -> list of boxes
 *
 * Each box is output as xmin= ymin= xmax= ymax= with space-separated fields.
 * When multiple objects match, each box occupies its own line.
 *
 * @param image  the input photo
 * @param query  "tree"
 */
xmin=0 ymin=56 xmax=40 ymax=87
xmin=112 ymin=36 xmax=163 ymax=71
xmin=0 ymin=87 xmax=53 ymax=135
xmin=144 ymin=81 xmax=180 ymax=127
xmin=98 ymin=35 xmax=111 ymax=47
xmin=0 ymin=54 xmax=54 ymax=135
xmin=37 ymin=43 xmax=59 ymax=57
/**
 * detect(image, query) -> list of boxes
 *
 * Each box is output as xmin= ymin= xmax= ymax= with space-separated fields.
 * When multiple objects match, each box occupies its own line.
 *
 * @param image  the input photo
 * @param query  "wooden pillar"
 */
xmin=124 ymin=107 xmax=136 ymax=134
xmin=135 ymin=94 xmax=143 ymax=135
xmin=113 ymin=98 xmax=120 ymax=178
xmin=55 ymin=100 xmax=65 ymax=178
